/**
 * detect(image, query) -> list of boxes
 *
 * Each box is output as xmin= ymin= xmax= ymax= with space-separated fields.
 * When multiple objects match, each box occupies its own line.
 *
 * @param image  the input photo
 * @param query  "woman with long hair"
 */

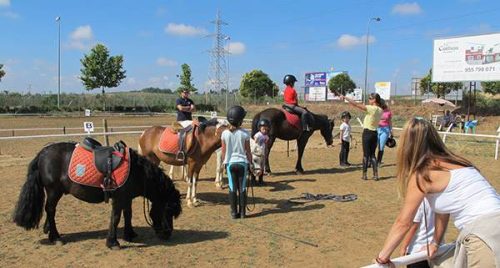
xmin=374 ymin=118 xmax=500 ymax=267
xmin=340 ymin=93 xmax=383 ymax=180
xmin=220 ymin=106 xmax=253 ymax=219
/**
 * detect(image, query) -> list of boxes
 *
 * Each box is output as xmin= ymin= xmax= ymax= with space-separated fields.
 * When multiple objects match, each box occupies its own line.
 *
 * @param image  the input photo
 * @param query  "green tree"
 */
xmin=480 ymin=81 xmax=500 ymax=95
xmin=80 ymin=44 xmax=126 ymax=110
xmin=0 ymin=64 xmax=5 ymax=82
xmin=239 ymin=70 xmax=278 ymax=100
xmin=328 ymin=73 xmax=356 ymax=95
xmin=420 ymin=68 xmax=462 ymax=98
xmin=177 ymin=63 xmax=197 ymax=93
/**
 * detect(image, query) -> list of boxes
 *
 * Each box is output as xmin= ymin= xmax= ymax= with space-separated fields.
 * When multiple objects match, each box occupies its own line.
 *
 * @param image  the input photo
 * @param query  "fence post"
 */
xmin=495 ymin=127 xmax=500 ymax=160
xmin=11 ymin=130 xmax=14 ymax=137
xmin=63 ymin=126 xmax=66 ymax=134
xmin=102 ymin=119 xmax=109 ymax=146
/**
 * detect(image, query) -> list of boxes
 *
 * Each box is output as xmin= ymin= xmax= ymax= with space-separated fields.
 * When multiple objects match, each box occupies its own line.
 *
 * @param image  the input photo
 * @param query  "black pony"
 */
xmin=252 ymin=108 xmax=334 ymax=175
xmin=13 ymin=142 xmax=182 ymax=249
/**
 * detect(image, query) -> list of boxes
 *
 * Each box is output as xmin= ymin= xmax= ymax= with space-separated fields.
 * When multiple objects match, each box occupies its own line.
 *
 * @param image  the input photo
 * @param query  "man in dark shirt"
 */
xmin=176 ymin=89 xmax=195 ymax=121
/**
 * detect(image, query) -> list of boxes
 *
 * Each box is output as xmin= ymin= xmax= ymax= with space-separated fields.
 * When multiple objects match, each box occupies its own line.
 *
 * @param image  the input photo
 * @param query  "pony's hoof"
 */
xmin=295 ymin=170 xmax=304 ymax=175
xmin=106 ymin=240 xmax=121 ymax=249
xmin=187 ymin=200 xmax=194 ymax=208
xmin=54 ymin=240 xmax=65 ymax=246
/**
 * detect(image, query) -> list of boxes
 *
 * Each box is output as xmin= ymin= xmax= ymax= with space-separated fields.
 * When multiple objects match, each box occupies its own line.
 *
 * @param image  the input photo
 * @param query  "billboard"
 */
xmin=305 ymin=72 xmax=327 ymax=86
xmin=375 ymin=82 xmax=391 ymax=100
xmin=433 ymin=33 xmax=500 ymax=82
xmin=308 ymin=87 xmax=326 ymax=101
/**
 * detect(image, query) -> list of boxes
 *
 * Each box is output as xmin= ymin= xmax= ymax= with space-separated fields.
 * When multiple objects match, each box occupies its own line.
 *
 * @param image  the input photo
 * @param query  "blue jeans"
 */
xmin=226 ymin=162 xmax=248 ymax=193
xmin=377 ymin=126 xmax=391 ymax=152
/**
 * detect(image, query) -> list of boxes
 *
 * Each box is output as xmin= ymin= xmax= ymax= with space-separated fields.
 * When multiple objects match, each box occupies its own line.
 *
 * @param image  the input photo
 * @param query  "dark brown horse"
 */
xmin=252 ymin=108 xmax=334 ymax=175
xmin=138 ymin=118 xmax=227 ymax=207
xmin=13 ymin=142 xmax=182 ymax=249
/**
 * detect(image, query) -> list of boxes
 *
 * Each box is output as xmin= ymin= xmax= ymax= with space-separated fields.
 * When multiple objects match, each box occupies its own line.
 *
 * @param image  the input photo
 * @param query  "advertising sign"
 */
xmin=83 ymin=122 xmax=94 ymax=133
xmin=375 ymin=82 xmax=391 ymax=100
xmin=305 ymin=72 xmax=327 ymax=87
xmin=433 ymin=33 xmax=500 ymax=82
xmin=308 ymin=87 xmax=326 ymax=101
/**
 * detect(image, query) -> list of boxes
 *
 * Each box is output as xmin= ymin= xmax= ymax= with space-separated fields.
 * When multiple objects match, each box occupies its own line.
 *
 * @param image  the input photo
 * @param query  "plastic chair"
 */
xmin=464 ymin=120 xmax=478 ymax=134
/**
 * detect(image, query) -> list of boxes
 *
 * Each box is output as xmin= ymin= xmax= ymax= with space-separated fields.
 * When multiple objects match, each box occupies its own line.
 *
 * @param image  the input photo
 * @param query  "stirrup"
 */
xmin=176 ymin=151 xmax=186 ymax=162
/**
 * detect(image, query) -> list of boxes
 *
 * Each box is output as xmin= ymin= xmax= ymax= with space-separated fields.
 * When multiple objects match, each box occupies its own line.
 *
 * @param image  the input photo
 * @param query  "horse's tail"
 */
xmin=137 ymin=130 xmax=145 ymax=155
xmin=13 ymin=153 xmax=45 ymax=230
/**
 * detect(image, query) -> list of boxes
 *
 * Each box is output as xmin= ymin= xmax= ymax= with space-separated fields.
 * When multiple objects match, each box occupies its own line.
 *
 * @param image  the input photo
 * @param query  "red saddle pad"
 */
xmin=282 ymin=109 xmax=301 ymax=130
xmin=68 ymin=145 xmax=130 ymax=189
xmin=158 ymin=127 xmax=179 ymax=154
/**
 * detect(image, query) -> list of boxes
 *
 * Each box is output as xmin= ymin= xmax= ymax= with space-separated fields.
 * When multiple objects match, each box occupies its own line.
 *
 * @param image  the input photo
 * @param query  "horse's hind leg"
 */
xmin=122 ymin=199 xmax=137 ymax=242
xmin=43 ymin=189 xmax=63 ymax=244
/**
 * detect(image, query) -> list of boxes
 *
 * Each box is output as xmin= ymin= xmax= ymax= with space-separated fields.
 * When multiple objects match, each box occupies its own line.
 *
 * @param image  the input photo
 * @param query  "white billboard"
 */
xmin=308 ymin=87 xmax=326 ymax=101
xmin=433 ymin=33 xmax=500 ymax=82
xmin=375 ymin=82 xmax=391 ymax=100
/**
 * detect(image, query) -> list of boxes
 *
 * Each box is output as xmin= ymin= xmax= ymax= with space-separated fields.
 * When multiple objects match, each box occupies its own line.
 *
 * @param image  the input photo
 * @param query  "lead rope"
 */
xmin=246 ymin=170 xmax=256 ymax=212
xmin=142 ymin=180 xmax=153 ymax=227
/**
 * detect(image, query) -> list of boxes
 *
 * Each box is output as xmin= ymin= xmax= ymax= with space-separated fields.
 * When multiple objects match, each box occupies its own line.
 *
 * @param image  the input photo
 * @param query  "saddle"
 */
xmin=281 ymin=105 xmax=301 ymax=130
xmin=158 ymin=123 xmax=197 ymax=162
xmin=81 ymin=137 xmax=126 ymax=174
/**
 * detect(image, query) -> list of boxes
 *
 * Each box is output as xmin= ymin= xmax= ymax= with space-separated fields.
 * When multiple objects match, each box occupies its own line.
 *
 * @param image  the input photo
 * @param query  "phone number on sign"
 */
xmin=464 ymin=66 xmax=496 ymax=72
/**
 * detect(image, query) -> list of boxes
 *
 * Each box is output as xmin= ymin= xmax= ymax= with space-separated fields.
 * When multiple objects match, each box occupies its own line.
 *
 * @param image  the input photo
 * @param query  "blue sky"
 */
xmin=1 ymin=0 xmax=499 ymax=95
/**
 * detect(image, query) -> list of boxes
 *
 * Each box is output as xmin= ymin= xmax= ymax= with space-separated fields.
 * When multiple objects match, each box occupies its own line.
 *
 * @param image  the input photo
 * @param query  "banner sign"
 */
xmin=308 ymin=87 xmax=326 ymax=101
xmin=305 ymin=72 xmax=327 ymax=87
xmin=433 ymin=33 xmax=500 ymax=82
xmin=375 ymin=82 xmax=391 ymax=100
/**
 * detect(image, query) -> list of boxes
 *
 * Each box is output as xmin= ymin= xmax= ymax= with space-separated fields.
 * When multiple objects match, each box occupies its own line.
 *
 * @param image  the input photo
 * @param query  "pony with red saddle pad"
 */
xmin=252 ymin=107 xmax=334 ymax=175
xmin=13 ymin=140 xmax=182 ymax=249
xmin=138 ymin=118 xmax=228 ymax=207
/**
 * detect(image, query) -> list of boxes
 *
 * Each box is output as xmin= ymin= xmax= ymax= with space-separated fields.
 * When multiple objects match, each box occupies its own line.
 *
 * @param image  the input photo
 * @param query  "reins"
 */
xmin=142 ymin=178 xmax=154 ymax=227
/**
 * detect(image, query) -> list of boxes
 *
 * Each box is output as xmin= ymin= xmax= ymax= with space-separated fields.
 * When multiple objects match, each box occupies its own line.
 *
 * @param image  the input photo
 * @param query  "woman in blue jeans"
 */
xmin=376 ymin=100 xmax=392 ymax=167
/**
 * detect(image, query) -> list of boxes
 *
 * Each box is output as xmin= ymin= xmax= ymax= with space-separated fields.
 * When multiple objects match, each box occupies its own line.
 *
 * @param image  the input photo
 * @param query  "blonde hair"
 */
xmin=396 ymin=118 xmax=474 ymax=197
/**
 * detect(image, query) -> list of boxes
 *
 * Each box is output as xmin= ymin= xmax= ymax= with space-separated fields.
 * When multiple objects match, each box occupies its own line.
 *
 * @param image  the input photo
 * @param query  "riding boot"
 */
xmin=377 ymin=150 xmax=384 ymax=167
xmin=371 ymin=157 xmax=379 ymax=181
xmin=229 ymin=191 xmax=239 ymax=219
xmin=240 ymin=192 xmax=247 ymax=219
xmin=339 ymin=148 xmax=345 ymax=166
xmin=301 ymin=114 xmax=310 ymax=132
xmin=362 ymin=157 xmax=369 ymax=180
xmin=345 ymin=148 xmax=351 ymax=166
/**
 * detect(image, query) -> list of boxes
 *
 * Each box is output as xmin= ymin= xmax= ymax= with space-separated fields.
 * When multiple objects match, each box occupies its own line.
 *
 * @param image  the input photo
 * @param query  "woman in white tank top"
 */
xmin=374 ymin=118 xmax=500 ymax=267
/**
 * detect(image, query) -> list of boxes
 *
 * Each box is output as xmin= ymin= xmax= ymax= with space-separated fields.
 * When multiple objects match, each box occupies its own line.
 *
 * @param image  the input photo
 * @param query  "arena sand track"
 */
xmin=0 ymin=114 xmax=499 ymax=267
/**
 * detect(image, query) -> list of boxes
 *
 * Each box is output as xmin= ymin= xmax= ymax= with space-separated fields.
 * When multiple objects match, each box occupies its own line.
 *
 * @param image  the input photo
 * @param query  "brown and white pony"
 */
xmin=138 ymin=118 xmax=227 ymax=207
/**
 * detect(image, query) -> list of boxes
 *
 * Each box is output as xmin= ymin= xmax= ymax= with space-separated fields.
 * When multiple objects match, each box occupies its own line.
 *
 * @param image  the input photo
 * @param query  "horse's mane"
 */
xmin=130 ymin=149 xmax=182 ymax=218
xmin=199 ymin=118 xmax=219 ymax=133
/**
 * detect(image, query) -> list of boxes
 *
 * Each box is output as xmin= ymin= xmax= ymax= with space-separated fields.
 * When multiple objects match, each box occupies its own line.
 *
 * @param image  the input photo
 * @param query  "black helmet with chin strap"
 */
xmin=283 ymin=74 xmax=297 ymax=86
xmin=341 ymin=111 xmax=351 ymax=120
xmin=258 ymin=118 xmax=271 ymax=128
xmin=227 ymin=105 xmax=247 ymax=127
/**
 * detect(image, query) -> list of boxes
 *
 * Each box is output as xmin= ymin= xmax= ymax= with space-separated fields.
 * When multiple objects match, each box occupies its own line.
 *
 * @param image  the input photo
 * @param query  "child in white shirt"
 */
xmin=339 ymin=111 xmax=352 ymax=167
xmin=252 ymin=119 xmax=270 ymax=184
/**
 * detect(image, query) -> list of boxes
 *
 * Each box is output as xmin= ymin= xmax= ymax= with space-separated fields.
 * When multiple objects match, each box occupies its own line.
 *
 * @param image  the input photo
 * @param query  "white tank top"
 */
xmin=426 ymin=167 xmax=500 ymax=230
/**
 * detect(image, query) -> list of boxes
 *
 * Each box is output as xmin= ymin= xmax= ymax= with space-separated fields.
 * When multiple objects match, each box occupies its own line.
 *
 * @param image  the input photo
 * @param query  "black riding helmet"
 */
xmin=227 ymin=105 xmax=247 ymax=127
xmin=283 ymin=74 xmax=297 ymax=86
xmin=258 ymin=118 xmax=271 ymax=128
xmin=341 ymin=111 xmax=351 ymax=120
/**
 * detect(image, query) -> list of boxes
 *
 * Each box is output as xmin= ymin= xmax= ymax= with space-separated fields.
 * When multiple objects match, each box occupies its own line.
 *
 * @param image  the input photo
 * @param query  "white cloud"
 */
xmin=2 ymin=11 xmax=19 ymax=19
xmin=0 ymin=0 xmax=10 ymax=7
xmin=392 ymin=2 xmax=423 ymax=15
xmin=127 ymin=77 xmax=136 ymax=85
xmin=156 ymin=57 xmax=178 ymax=67
xmin=165 ymin=23 xmax=207 ymax=36
xmin=225 ymin=42 xmax=246 ymax=55
xmin=66 ymin=25 xmax=94 ymax=50
xmin=71 ymin=25 xmax=93 ymax=40
xmin=336 ymin=34 xmax=375 ymax=49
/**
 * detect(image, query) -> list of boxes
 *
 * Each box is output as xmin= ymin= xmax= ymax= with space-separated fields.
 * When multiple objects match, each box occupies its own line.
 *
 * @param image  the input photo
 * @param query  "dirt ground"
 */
xmin=0 ymin=112 xmax=499 ymax=268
